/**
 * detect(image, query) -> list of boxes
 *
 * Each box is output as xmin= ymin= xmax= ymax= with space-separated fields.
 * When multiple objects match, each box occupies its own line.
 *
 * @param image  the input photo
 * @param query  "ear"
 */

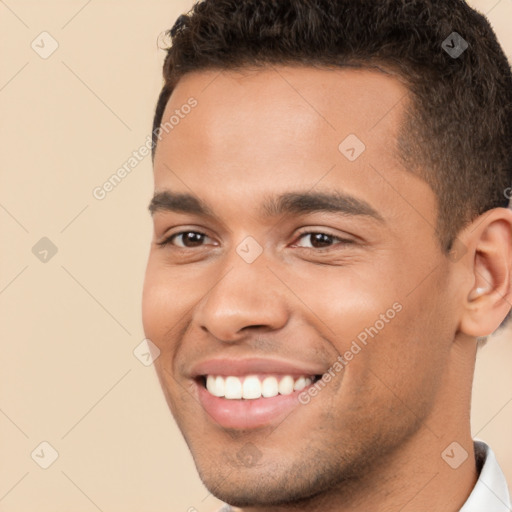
xmin=458 ymin=207 xmax=512 ymax=337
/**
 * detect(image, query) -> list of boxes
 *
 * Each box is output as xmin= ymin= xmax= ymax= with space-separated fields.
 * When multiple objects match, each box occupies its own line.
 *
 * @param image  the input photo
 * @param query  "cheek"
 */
xmin=341 ymin=274 xmax=453 ymax=417
xmin=296 ymin=263 xmax=402 ymax=341
xmin=141 ymin=268 xmax=165 ymax=341
xmin=141 ymin=260 xmax=182 ymax=347
xmin=299 ymin=260 xmax=450 ymax=394
xmin=141 ymin=257 xmax=213 ymax=359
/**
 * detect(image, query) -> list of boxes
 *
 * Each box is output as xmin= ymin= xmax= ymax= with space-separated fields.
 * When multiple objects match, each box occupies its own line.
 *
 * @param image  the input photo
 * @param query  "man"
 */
xmin=142 ymin=0 xmax=512 ymax=510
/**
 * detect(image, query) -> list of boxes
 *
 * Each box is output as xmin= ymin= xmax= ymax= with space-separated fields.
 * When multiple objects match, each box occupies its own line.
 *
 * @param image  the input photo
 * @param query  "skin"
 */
xmin=142 ymin=66 xmax=512 ymax=511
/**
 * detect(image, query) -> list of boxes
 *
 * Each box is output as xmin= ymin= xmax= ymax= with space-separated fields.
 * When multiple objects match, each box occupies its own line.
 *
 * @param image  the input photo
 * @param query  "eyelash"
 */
xmin=156 ymin=229 xmax=353 ymax=250
xmin=294 ymin=230 xmax=354 ymax=249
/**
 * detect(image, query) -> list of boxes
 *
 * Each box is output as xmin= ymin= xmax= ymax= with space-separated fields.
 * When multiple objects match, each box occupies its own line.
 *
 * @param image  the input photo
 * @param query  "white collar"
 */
xmin=460 ymin=440 xmax=511 ymax=511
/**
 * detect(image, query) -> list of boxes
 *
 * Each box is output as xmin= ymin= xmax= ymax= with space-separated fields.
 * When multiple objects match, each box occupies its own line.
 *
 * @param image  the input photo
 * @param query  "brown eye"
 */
xmin=295 ymin=232 xmax=343 ymax=249
xmin=159 ymin=231 xmax=213 ymax=248
xmin=307 ymin=233 xmax=335 ymax=248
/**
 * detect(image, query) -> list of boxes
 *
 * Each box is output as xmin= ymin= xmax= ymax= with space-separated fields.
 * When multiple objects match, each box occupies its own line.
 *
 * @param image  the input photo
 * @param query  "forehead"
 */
xmin=152 ymin=65 xmax=435 ymax=232
xmin=158 ymin=65 xmax=408 ymax=162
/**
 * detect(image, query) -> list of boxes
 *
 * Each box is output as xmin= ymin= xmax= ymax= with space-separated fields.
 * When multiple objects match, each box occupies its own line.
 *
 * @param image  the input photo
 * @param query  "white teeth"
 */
xmin=278 ymin=375 xmax=294 ymax=395
xmin=224 ymin=376 xmax=242 ymax=399
xmin=261 ymin=376 xmax=279 ymax=398
xmin=206 ymin=375 xmax=217 ymax=396
xmin=293 ymin=376 xmax=306 ymax=391
xmin=206 ymin=375 xmax=225 ymax=397
xmin=205 ymin=374 xmax=314 ymax=399
xmin=215 ymin=376 xmax=225 ymax=397
xmin=242 ymin=376 xmax=262 ymax=399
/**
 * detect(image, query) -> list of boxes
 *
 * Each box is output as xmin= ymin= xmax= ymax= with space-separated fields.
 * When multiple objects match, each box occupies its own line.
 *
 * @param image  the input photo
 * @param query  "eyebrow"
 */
xmin=148 ymin=190 xmax=384 ymax=222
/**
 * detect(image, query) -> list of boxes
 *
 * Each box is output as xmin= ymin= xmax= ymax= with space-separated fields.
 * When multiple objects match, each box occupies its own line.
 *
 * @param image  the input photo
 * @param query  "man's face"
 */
xmin=142 ymin=67 xmax=459 ymax=506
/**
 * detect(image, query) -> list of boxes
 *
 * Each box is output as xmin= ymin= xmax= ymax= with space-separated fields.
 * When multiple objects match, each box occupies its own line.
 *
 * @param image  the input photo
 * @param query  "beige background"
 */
xmin=0 ymin=1 xmax=511 ymax=511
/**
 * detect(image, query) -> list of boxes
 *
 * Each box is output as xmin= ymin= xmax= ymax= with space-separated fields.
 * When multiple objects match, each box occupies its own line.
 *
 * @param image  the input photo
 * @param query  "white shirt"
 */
xmin=460 ymin=440 xmax=511 ymax=511
xmin=216 ymin=440 xmax=511 ymax=511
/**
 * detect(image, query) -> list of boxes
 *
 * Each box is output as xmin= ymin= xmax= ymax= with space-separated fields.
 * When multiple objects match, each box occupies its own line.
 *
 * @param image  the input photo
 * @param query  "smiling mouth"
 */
xmin=199 ymin=374 xmax=322 ymax=400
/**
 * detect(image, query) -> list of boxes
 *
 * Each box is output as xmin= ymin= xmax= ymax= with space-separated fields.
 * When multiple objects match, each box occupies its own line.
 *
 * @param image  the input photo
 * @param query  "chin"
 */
xmin=193 ymin=451 xmax=351 ymax=509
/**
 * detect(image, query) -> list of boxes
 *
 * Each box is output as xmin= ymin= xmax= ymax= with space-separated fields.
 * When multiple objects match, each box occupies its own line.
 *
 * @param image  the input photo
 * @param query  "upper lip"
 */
xmin=189 ymin=357 xmax=326 ymax=378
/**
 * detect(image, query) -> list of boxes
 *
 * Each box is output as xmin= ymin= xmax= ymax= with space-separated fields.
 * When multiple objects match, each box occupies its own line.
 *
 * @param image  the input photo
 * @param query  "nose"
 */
xmin=194 ymin=250 xmax=290 ymax=342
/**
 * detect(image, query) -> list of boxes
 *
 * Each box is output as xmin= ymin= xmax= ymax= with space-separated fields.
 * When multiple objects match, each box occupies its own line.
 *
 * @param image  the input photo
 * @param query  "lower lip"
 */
xmin=196 ymin=380 xmax=312 ymax=429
